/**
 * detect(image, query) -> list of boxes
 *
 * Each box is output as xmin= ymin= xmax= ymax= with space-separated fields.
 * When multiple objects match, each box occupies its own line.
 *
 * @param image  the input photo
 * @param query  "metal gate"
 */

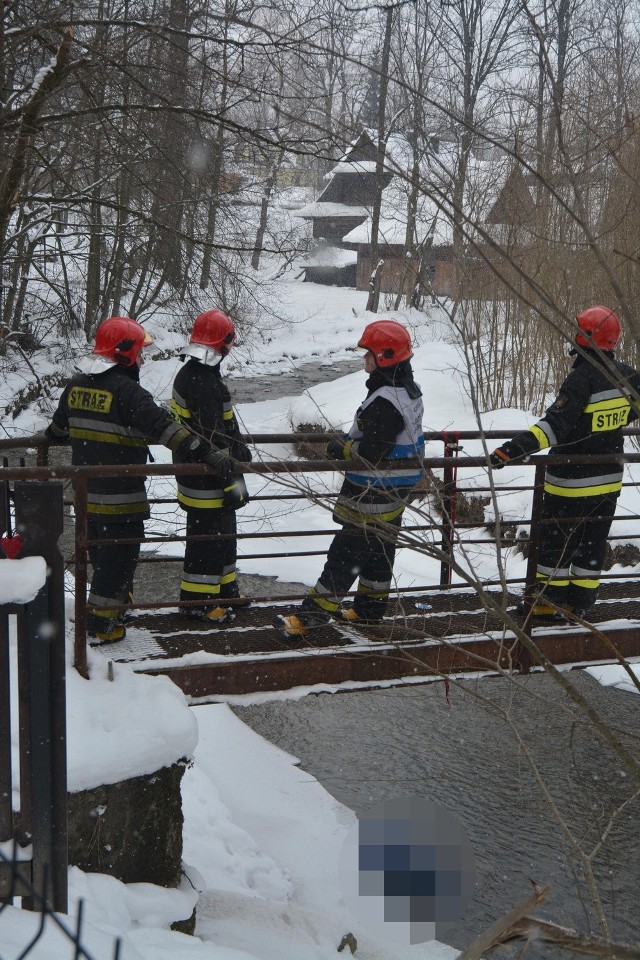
xmin=0 ymin=481 xmax=68 ymax=913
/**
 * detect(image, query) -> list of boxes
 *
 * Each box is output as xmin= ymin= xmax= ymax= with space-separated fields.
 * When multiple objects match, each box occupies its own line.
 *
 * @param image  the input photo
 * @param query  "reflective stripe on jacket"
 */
xmin=520 ymin=353 xmax=640 ymax=499
xmin=334 ymin=380 xmax=425 ymax=525
xmin=47 ymin=366 xmax=191 ymax=522
xmin=345 ymin=384 xmax=425 ymax=489
xmin=172 ymin=358 xmax=250 ymax=510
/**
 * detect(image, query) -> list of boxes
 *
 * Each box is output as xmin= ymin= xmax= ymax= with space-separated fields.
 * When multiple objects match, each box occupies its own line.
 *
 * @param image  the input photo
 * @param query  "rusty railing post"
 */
xmin=522 ymin=461 xmax=545 ymax=615
xmin=515 ymin=461 xmax=546 ymax=672
xmin=35 ymin=438 xmax=49 ymax=468
xmin=24 ymin=584 xmax=54 ymax=907
xmin=440 ymin=432 xmax=461 ymax=586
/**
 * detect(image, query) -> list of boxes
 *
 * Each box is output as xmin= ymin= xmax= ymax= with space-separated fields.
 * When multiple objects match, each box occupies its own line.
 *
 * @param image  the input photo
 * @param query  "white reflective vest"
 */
xmin=345 ymin=384 xmax=425 ymax=489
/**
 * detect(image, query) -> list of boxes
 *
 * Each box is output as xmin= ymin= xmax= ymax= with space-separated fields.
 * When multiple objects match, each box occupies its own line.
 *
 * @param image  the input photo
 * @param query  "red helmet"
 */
xmin=358 ymin=320 xmax=413 ymax=368
xmin=93 ymin=317 xmax=153 ymax=366
xmin=190 ymin=309 xmax=236 ymax=356
xmin=576 ymin=306 xmax=621 ymax=351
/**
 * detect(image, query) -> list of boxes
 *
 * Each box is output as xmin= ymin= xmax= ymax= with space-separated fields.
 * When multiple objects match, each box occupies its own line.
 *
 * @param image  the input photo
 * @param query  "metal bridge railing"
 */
xmin=2 ymin=431 xmax=640 ymax=678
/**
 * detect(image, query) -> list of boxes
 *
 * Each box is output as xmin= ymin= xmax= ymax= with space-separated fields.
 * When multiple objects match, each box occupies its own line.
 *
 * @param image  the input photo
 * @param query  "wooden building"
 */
xmin=293 ymin=131 xmax=393 ymax=285
xmin=343 ymin=161 xmax=536 ymax=300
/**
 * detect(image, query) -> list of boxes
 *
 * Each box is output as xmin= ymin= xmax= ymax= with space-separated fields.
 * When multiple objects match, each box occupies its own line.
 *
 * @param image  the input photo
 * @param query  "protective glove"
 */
xmin=343 ymin=438 xmax=357 ymax=459
xmin=489 ymin=447 xmax=511 ymax=469
xmin=326 ymin=439 xmax=345 ymax=460
xmin=232 ymin=440 xmax=253 ymax=463
xmin=43 ymin=424 xmax=69 ymax=445
xmin=201 ymin=447 xmax=235 ymax=485
xmin=177 ymin=433 xmax=206 ymax=460
xmin=489 ymin=437 xmax=533 ymax=469
xmin=327 ymin=437 xmax=357 ymax=460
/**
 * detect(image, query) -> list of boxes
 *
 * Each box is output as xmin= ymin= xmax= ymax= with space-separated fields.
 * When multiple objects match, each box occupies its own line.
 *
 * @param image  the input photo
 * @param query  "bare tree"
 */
xmin=434 ymin=0 xmax=522 ymax=282
xmin=365 ymin=4 xmax=393 ymax=313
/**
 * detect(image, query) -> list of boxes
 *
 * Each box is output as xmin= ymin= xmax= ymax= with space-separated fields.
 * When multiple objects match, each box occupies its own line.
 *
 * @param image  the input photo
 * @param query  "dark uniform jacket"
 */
xmin=171 ymin=359 xmax=251 ymax=509
xmin=46 ymin=364 xmax=196 ymax=522
xmin=502 ymin=350 xmax=640 ymax=498
xmin=333 ymin=363 xmax=425 ymax=524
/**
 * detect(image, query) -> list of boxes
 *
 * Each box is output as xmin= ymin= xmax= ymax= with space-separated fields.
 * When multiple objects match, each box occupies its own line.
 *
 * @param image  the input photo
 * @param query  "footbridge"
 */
xmin=2 ymin=431 xmax=640 ymax=700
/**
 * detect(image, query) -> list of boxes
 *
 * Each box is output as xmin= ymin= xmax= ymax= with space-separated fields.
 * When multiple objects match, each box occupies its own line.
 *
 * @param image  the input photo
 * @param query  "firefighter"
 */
xmin=45 ymin=316 xmax=233 ymax=643
xmin=274 ymin=319 xmax=425 ymax=638
xmin=171 ymin=309 xmax=252 ymax=622
xmin=490 ymin=306 xmax=640 ymax=618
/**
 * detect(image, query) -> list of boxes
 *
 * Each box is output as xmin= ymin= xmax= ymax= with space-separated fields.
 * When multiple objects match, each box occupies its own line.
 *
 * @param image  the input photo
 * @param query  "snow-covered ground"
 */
xmin=2 ymin=632 xmax=460 ymax=960
xmin=2 ymin=617 xmax=639 ymax=960
xmin=2 ymin=272 xmax=640 ymax=958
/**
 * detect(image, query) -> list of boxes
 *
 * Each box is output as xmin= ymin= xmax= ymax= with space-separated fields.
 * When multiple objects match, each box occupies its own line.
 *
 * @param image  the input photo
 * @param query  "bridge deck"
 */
xmin=92 ymin=584 xmax=640 ymax=700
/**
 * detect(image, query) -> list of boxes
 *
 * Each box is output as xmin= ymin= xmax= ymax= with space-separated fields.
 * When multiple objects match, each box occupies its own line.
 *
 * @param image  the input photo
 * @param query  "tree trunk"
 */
xmin=200 ymin=8 xmax=231 ymax=290
xmin=252 ymin=165 xmax=277 ymax=271
xmin=365 ymin=6 xmax=393 ymax=314
xmin=199 ymin=117 xmax=227 ymax=289
xmin=252 ymin=99 xmax=284 ymax=272
xmin=84 ymin=184 xmax=103 ymax=337
xmin=0 ymin=29 xmax=73 ymax=256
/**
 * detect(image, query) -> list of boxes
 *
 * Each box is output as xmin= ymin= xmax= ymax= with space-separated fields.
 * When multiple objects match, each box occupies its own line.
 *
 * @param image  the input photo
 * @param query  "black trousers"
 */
xmin=87 ymin=517 xmax=144 ymax=633
xmin=536 ymin=491 xmax=618 ymax=610
xmin=180 ymin=507 xmax=239 ymax=607
xmin=302 ymin=515 xmax=402 ymax=621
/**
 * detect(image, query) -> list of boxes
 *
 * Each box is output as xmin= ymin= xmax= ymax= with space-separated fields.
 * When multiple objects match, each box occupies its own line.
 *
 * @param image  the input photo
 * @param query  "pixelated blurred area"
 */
xmin=339 ymin=796 xmax=476 ymax=946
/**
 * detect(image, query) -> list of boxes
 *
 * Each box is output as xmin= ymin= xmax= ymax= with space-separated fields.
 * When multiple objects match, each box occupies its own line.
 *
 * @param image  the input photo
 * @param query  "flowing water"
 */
xmin=234 ymin=670 xmax=640 ymax=957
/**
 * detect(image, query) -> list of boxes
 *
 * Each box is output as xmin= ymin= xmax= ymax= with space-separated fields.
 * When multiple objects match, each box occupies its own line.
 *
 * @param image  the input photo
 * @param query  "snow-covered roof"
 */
xmin=324 ymin=160 xmax=378 ymax=179
xmin=337 ymin=129 xmax=378 ymax=163
xmin=303 ymin=246 xmax=357 ymax=268
xmin=342 ymin=175 xmax=453 ymax=248
xmin=339 ymin=149 xmax=536 ymax=249
xmin=342 ymin=209 xmax=451 ymax=248
xmin=292 ymin=201 xmax=369 ymax=220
